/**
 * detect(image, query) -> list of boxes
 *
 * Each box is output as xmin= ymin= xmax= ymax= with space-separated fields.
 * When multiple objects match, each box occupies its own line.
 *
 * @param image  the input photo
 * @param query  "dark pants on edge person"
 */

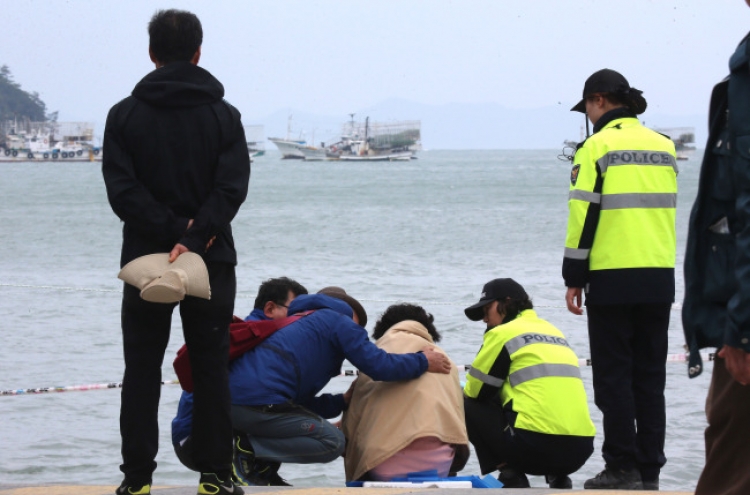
xmin=463 ymin=397 xmax=593 ymax=476
xmin=695 ymin=356 xmax=750 ymax=495
xmin=119 ymin=262 xmax=235 ymax=484
xmin=587 ymin=302 xmax=670 ymax=483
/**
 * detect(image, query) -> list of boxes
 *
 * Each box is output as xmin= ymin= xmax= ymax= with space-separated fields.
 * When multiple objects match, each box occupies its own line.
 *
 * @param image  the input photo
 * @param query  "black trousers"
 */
xmin=464 ymin=397 xmax=593 ymax=476
xmin=586 ymin=303 xmax=670 ymax=482
xmin=119 ymin=262 xmax=235 ymax=484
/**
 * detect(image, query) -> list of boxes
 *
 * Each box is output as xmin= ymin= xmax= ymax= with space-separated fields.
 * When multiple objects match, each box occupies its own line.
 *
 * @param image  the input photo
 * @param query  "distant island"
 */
xmin=0 ymin=65 xmax=55 ymax=123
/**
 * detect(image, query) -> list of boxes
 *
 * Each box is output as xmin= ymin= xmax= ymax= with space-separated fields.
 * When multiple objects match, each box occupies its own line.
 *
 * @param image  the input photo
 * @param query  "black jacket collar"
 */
xmin=593 ymin=107 xmax=637 ymax=133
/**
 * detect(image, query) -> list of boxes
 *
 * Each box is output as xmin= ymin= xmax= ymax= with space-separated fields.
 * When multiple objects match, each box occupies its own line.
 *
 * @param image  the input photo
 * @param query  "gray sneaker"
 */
xmin=584 ymin=466 xmax=643 ymax=490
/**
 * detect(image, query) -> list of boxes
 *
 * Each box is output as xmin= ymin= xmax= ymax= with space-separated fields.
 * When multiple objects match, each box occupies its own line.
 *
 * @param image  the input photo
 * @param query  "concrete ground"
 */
xmin=0 ymin=484 xmax=693 ymax=495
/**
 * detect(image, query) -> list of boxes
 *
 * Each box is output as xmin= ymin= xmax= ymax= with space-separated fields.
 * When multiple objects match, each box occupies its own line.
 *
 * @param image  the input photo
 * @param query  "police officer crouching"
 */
xmin=463 ymin=278 xmax=595 ymax=489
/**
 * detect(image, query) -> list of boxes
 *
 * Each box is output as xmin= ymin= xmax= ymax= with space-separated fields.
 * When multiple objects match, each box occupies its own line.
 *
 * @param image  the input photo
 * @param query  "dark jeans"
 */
xmin=119 ymin=262 xmax=235 ymax=484
xmin=587 ymin=302 xmax=670 ymax=482
xmin=464 ymin=397 xmax=593 ymax=476
xmin=695 ymin=356 xmax=750 ymax=495
xmin=231 ymin=403 xmax=344 ymax=464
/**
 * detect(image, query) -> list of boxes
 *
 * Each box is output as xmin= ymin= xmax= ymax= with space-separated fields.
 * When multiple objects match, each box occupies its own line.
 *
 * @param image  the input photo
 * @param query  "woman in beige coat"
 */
xmin=341 ymin=303 xmax=470 ymax=482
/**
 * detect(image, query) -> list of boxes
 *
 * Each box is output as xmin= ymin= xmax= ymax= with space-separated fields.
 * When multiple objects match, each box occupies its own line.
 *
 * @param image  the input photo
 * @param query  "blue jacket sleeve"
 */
xmin=335 ymin=318 xmax=428 ymax=380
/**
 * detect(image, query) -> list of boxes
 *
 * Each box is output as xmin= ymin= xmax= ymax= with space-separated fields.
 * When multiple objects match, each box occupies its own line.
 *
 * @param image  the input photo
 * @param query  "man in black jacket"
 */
xmin=102 ymin=9 xmax=250 ymax=495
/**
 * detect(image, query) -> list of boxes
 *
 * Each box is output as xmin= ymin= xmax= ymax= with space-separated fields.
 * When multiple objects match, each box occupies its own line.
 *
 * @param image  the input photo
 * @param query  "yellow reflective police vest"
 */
xmin=464 ymin=310 xmax=595 ymax=437
xmin=565 ymin=117 xmax=677 ymax=273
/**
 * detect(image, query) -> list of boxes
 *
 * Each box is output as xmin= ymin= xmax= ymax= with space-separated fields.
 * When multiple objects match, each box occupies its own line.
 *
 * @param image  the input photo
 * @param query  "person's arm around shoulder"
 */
xmin=421 ymin=346 xmax=452 ymax=374
xmin=337 ymin=318 xmax=450 ymax=381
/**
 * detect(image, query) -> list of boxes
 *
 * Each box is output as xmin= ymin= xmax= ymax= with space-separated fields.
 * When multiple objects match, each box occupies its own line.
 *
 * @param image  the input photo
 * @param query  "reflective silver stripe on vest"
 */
xmin=504 ymin=333 xmax=572 ymax=355
xmin=509 ymin=363 xmax=581 ymax=387
xmin=596 ymin=150 xmax=677 ymax=174
xmin=564 ymin=247 xmax=589 ymax=260
xmin=600 ymin=193 xmax=676 ymax=210
xmin=468 ymin=366 xmax=505 ymax=388
xmin=569 ymin=190 xmax=601 ymax=204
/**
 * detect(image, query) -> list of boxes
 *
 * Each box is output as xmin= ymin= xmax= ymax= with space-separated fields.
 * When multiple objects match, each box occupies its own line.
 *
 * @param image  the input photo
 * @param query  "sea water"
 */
xmin=0 ymin=149 xmax=709 ymax=490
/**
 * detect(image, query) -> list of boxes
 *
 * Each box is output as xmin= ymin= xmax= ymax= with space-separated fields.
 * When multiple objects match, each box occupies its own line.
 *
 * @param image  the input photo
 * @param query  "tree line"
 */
xmin=0 ymin=65 xmax=56 ymax=124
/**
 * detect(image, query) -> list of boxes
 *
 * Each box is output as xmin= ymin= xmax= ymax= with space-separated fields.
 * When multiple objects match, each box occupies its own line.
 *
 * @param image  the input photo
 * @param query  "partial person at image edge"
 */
xmin=683 ymin=2 xmax=750 ymax=493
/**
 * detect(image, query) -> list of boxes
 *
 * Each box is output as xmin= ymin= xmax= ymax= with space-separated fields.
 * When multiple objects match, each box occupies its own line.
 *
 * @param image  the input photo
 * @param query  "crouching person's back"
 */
xmin=341 ymin=303 xmax=470 ymax=482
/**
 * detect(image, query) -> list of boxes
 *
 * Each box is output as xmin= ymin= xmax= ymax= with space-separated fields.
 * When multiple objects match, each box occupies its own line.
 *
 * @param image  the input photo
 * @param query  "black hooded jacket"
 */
xmin=683 ymin=33 xmax=750 ymax=377
xmin=103 ymin=62 xmax=250 ymax=266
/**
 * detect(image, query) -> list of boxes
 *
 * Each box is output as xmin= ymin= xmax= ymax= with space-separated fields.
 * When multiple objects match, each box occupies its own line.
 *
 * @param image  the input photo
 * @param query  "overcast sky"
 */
xmin=3 ymin=0 xmax=750 ymax=135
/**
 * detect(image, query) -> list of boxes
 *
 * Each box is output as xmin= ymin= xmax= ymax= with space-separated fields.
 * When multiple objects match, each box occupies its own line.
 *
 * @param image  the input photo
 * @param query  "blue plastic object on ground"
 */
xmin=344 ymin=469 xmax=504 ymax=488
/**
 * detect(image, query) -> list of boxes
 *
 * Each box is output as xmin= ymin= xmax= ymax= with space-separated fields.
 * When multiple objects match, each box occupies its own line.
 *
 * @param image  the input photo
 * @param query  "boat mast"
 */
xmin=364 ymin=116 xmax=370 ymax=155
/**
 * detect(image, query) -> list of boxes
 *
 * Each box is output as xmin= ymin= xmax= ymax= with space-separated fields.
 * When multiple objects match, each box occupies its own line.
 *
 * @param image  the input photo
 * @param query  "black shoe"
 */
xmin=584 ymin=465 xmax=643 ymax=490
xmin=116 ymin=480 xmax=151 ymax=495
xmin=248 ymin=459 xmax=292 ymax=487
xmin=197 ymin=473 xmax=244 ymax=495
xmin=546 ymin=474 xmax=573 ymax=489
xmin=231 ymin=433 xmax=291 ymax=487
xmin=498 ymin=466 xmax=530 ymax=488
xmin=642 ymin=479 xmax=659 ymax=491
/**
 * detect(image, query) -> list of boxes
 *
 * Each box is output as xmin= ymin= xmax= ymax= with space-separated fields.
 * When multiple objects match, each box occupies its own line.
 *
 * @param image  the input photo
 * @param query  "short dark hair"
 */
xmin=148 ymin=9 xmax=203 ymax=64
xmin=253 ymin=277 xmax=308 ymax=309
xmin=372 ymin=303 xmax=441 ymax=342
xmin=497 ymin=297 xmax=534 ymax=323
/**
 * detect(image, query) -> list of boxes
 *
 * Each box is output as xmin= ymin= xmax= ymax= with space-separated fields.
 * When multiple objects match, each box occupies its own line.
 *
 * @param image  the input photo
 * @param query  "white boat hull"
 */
xmin=337 ymin=151 xmax=414 ymax=162
xmin=268 ymin=138 xmax=306 ymax=159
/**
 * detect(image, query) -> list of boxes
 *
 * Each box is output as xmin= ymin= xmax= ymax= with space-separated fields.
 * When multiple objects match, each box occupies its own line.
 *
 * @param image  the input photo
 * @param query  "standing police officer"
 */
xmin=563 ymin=69 xmax=677 ymax=490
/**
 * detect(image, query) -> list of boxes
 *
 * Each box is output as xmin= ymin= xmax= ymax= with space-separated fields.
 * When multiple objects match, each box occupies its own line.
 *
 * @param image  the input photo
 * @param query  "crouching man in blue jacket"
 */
xmin=228 ymin=286 xmax=452 ymax=486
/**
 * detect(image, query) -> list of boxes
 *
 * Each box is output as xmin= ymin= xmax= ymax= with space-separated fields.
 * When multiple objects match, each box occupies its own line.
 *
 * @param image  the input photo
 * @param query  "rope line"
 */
xmin=1 ymin=352 xmax=715 ymax=397
xmin=0 ymin=282 xmax=682 ymax=310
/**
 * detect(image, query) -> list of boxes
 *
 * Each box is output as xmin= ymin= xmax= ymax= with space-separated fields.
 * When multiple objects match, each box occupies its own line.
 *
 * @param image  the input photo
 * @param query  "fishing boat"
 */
xmin=655 ymin=127 xmax=696 ymax=160
xmin=0 ymin=120 xmax=102 ymax=162
xmin=300 ymin=115 xmax=421 ymax=161
xmin=244 ymin=125 xmax=265 ymax=158
xmin=267 ymin=115 xmax=306 ymax=159
xmin=269 ymin=137 xmax=306 ymax=159
xmin=298 ymin=145 xmax=328 ymax=161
